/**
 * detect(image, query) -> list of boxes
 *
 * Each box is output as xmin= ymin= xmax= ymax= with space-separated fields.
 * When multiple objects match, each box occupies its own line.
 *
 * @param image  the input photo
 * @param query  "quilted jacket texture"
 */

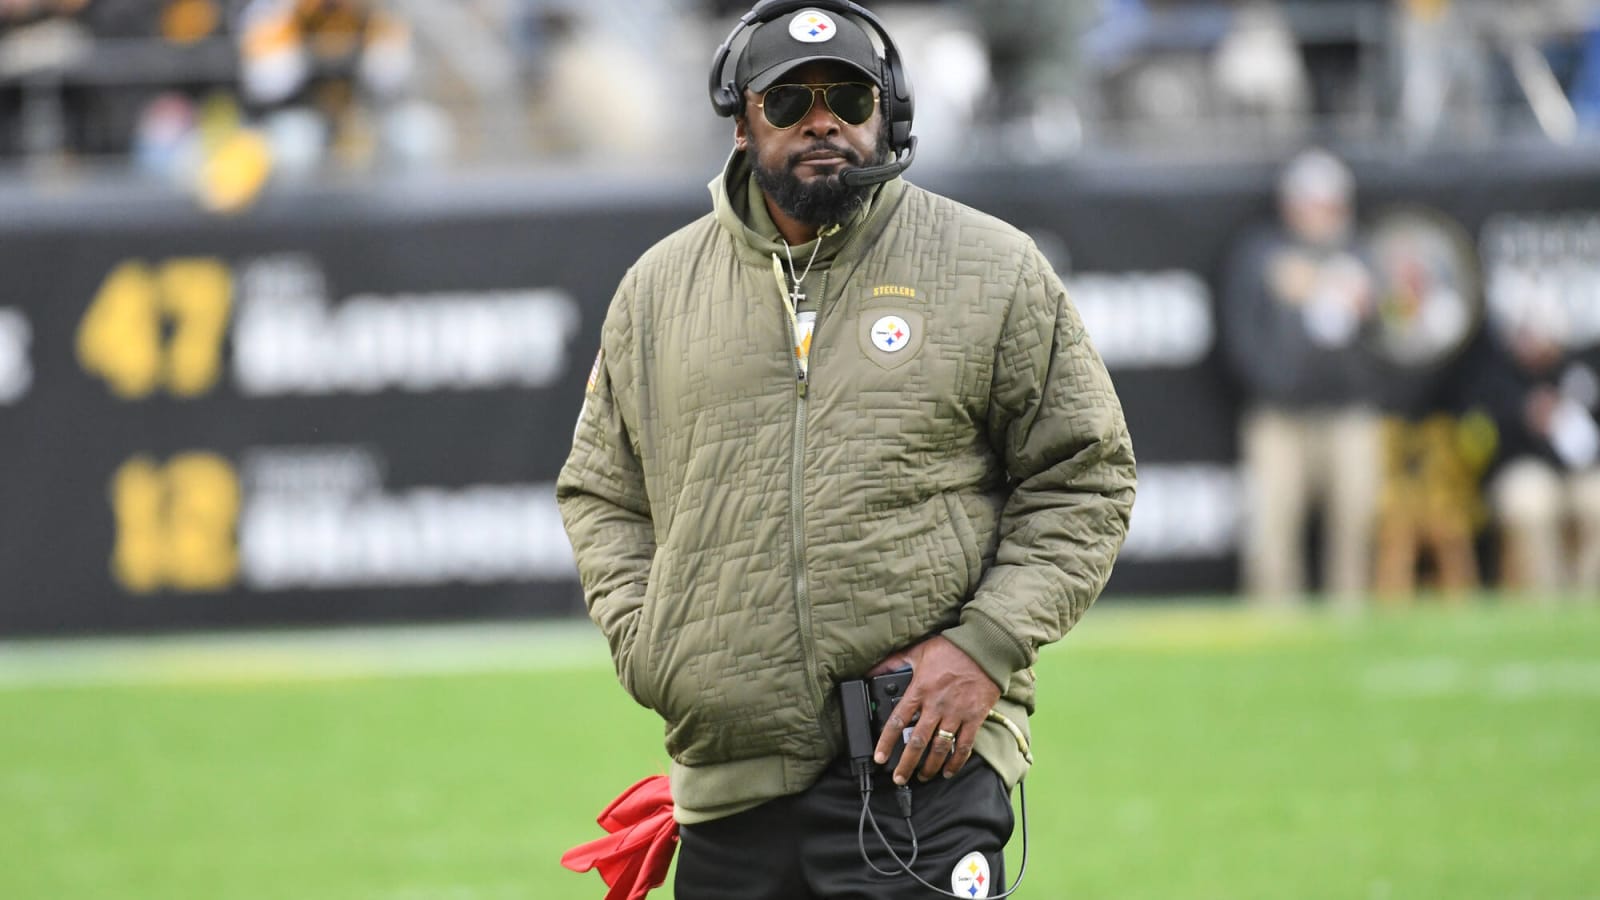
xmin=557 ymin=151 xmax=1137 ymax=824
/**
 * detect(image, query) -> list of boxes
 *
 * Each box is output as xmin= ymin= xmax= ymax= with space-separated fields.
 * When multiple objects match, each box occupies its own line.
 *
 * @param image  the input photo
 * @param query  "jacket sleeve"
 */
xmin=941 ymin=244 xmax=1137 ymax=692
xmin=556 ymin=274 xmax=657 ymax=707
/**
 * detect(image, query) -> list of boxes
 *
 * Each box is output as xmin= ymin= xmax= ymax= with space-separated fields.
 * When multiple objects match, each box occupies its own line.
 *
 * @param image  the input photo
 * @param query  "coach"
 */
xmin=556 ymin=1 xmax=1136 ymax=896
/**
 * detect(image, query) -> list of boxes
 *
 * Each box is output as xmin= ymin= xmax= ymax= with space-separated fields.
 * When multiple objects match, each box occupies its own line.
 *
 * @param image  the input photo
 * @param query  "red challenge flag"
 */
xmin=560 ymin=775 xmax=679 ymax=900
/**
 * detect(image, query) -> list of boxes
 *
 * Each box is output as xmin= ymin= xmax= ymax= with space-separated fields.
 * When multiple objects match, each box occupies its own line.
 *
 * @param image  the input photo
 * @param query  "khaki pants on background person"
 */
xmin=1241 ymin=407 xmax=1383 ymax=607
xmin=1489 ymin=459 xmax=1600 ymax=597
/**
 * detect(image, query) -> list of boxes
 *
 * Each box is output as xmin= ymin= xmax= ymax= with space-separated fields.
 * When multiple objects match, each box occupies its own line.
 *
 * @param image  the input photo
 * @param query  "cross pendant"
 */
xmin=789 ymin=286 xmax=806 ymax=306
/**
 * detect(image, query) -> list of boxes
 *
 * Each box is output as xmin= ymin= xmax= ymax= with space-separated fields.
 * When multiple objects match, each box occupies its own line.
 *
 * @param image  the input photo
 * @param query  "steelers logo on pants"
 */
xmin=951 ymin=850 xmax=991 ymax=897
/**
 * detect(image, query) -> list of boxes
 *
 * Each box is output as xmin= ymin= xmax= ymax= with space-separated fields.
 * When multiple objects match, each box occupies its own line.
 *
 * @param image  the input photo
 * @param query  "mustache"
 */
xmin=787 ymin=142 xmax=863 ymax=169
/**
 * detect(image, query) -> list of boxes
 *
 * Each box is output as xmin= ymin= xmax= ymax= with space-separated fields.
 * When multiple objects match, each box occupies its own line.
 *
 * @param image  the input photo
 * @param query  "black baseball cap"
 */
xmin=736 ymin=7 xmax=883 ymax=94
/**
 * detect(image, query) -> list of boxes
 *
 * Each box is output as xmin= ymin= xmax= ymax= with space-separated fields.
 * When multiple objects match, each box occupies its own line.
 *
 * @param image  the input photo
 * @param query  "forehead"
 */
xmin=764 ymin=60 xmax=870 ymax=87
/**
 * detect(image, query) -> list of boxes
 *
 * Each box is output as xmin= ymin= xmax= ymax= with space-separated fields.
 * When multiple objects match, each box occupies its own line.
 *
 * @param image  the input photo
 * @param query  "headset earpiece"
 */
xmin=883 ymin=49 xmax=913 ymax=149
xmin=711 ymin=80 xmax=742 ymax=118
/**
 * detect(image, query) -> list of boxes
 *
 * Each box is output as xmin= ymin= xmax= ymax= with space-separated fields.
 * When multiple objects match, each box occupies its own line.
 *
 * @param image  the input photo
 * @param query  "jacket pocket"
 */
xmin=621 ymin=603 xmax=658 ymax=711
xmin=623 ymin=552 xmax=669 ymax=712
xmin=943 ymin=492 xmax=983 ymax=597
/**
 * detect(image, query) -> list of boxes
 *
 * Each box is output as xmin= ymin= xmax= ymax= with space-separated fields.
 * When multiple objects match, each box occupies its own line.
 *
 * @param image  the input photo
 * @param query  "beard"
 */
xmin=749 ymin=127 xmax=892 ymax=228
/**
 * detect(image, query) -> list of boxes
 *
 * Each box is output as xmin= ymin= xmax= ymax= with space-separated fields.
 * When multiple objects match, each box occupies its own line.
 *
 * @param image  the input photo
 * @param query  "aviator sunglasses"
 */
xmin=757 ymin=82 xmax=877 ymax=129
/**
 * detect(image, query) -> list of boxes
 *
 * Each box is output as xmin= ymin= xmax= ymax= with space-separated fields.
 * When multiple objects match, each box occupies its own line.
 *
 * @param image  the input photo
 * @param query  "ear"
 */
xmin=734 ymin=115 xmax=749 ymax=151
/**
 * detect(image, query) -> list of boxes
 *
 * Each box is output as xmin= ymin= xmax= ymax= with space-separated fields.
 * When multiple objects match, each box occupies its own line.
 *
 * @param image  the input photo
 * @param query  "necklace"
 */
xmin=782 ymin=236 xmax=824 ymax=306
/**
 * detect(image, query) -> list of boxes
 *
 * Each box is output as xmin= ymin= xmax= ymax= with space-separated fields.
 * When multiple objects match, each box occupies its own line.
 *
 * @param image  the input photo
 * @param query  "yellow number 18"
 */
xmin=110 ymin=453 xmax=241 ymax=594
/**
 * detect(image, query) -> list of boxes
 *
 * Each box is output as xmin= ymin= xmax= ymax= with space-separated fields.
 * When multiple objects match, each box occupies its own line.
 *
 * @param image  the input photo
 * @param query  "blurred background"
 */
xmin=2 ymin=1 xmax=1598 ymax=898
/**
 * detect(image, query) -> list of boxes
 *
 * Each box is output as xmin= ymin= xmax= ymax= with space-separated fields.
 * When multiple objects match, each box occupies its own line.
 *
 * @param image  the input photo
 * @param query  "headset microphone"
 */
xmin=839 ymin=137 xmax=917 ymax=188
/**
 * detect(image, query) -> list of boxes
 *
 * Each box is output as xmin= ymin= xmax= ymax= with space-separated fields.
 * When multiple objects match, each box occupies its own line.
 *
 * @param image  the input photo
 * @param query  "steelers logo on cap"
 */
xmin=789 ymin=10 xmax=837 ymax=43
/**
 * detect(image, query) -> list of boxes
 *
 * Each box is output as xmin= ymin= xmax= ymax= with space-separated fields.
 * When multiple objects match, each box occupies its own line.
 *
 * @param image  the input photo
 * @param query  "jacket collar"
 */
xmin=710 ymin=147 xmax=905 ymax=271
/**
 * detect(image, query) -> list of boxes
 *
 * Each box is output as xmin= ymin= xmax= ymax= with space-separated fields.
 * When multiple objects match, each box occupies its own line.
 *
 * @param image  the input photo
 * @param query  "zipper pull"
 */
xmin=797 ymin=369 xmax=808 ymax=398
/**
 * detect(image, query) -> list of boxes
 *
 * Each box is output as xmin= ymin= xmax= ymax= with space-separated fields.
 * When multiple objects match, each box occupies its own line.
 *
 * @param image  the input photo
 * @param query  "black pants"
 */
xmin=675 ymin=757 xmax=1013 ymax=899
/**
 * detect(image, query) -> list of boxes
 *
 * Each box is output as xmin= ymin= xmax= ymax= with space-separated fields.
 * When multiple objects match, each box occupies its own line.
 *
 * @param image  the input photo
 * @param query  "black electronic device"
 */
xmin=839 ymin=676 xmax=875 ymax=762
xmin=867 ymin=666 xmax=918 ymax=771
xmin=838 ymin=667 xmax=921 ymax=771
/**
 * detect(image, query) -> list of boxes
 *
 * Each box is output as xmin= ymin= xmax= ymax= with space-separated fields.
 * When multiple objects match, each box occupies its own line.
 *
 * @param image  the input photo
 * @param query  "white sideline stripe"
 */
xmin=0 ymin=621 xmax=612 ymax=689
xmin=1363 ymin=658 xmax=1600 ymax=699
xmin=1066 ymin=604 xmax=1325 ymax=651
xmin=0 ymin=605 xmax=1307 ymax=690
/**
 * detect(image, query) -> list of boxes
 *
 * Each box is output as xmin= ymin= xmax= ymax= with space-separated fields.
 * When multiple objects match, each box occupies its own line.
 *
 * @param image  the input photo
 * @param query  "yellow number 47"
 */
xmin=76 ymin=258 xmax=233 ymax=399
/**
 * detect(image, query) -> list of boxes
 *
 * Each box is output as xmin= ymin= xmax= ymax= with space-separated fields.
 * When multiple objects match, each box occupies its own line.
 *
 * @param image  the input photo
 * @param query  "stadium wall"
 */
xmin=2 ymin=150 xmax=1598 ymax=635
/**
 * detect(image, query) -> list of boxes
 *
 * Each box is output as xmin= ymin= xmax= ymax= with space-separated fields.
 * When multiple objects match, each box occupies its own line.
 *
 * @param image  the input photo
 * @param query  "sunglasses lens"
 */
xmin=826 ymin=84 xmax=876 ymax=125
xmin=762 ymin=86 xmax=814 ymax=129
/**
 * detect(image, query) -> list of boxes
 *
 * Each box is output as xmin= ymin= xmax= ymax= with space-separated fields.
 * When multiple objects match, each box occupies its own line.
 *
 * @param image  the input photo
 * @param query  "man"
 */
xmin=1221 ymin=148 xmax=1384 ymax=608
xmin=557 ymin=3 xmax=1135 ymax=896
xmin=1473 ymin=301 xmax=1600 ymax=597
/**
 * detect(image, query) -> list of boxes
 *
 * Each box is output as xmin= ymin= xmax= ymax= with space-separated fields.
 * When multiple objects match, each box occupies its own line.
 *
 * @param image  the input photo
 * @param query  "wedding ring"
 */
xmin=935 ymin=728 xmax=957 ymax=745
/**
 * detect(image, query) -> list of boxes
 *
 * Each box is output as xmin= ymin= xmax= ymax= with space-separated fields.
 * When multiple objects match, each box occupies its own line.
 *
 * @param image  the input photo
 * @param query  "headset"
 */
xmin=708 ymin=0 xmax=917 ymax=186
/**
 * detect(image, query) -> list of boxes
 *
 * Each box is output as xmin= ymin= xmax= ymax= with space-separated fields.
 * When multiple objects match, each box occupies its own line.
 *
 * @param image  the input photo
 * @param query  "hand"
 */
xmin=1268 ymin=254 xmax=1317 ymax=303
xmin=868 ymin=636 xmax=1001 ymax=785
xmin=1328 ymin=257 xmax=1374 ymax=319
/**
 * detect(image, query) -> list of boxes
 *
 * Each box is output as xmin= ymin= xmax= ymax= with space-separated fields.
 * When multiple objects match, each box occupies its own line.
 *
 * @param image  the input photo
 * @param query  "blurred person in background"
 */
xmin=520 ymin=5 xmax=676 ymax=163
xmin=1 ymin=0 xmax=92 ymax=158
xmin=860 ymin=4 xmax=990 ymax=167
xmin=558 ymin=1 xmax=1135 ymax=895
xmin=237 ymin=0 xmax=415 ymax=174
xmin=960 ymin=0 xmax=1095 ymax=157
xmin=1077 ymin=0 xmax=1322 ymax=149
xmin=1361 ymin=210 xmax=1489 ymax=601
xmin=1472 ymin=301 xmax=1600 ymax=598
xmin=2 ymin=0 xmax=236 ymax=161
xmin=1078 ymin=0 xmax=1234 ymax=140
xmin=1393 ymin=0 xmax=1493 ymax=148
xmin=96 ymin=0 xmax=242 ymax=191
xmin=1211 ymin=0 xmax=1310 ymax=139
xmin=1222 ymin=147 xmax=1384 ymax=608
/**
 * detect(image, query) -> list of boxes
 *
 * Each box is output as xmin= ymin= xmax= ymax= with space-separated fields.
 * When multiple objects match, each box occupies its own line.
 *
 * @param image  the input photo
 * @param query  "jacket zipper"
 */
xmin=784 ymin=269 xmax=826 ymax=731
xmin=786 ymin=223 xmax=871 ymax=735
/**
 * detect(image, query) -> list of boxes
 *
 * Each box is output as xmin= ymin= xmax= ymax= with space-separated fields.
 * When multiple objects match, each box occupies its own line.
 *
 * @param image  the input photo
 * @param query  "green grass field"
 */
xmin=2 ymin=602 xmax=1597 ymax=899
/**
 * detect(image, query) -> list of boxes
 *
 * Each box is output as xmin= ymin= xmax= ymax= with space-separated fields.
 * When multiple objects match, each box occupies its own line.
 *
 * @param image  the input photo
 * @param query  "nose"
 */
xmin=799 ymin=89 xmax=840 ymax=138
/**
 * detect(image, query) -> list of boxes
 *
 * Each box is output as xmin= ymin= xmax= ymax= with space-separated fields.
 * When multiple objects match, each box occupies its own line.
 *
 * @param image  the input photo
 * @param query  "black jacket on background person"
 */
xmin=1465 ymin=333 xmax=1600 ymax=474
xmin=1221 ymin=225 xmax=1392 ymax=412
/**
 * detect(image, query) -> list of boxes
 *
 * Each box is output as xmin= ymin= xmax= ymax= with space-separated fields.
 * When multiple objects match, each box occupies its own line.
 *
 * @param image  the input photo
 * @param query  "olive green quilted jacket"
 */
xmin=557 ymin=152 xmax=1136 ymax=824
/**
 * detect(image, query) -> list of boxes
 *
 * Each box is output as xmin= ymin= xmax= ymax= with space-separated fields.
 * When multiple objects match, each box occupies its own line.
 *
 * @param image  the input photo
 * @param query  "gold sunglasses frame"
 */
xmin=756 ymin=82 xmax=879 ymax=129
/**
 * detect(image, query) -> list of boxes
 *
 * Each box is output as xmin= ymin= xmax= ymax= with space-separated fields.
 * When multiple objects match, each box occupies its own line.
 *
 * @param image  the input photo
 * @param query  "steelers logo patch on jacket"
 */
xmin=858 ymin=308 xmax=924 ymax=369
